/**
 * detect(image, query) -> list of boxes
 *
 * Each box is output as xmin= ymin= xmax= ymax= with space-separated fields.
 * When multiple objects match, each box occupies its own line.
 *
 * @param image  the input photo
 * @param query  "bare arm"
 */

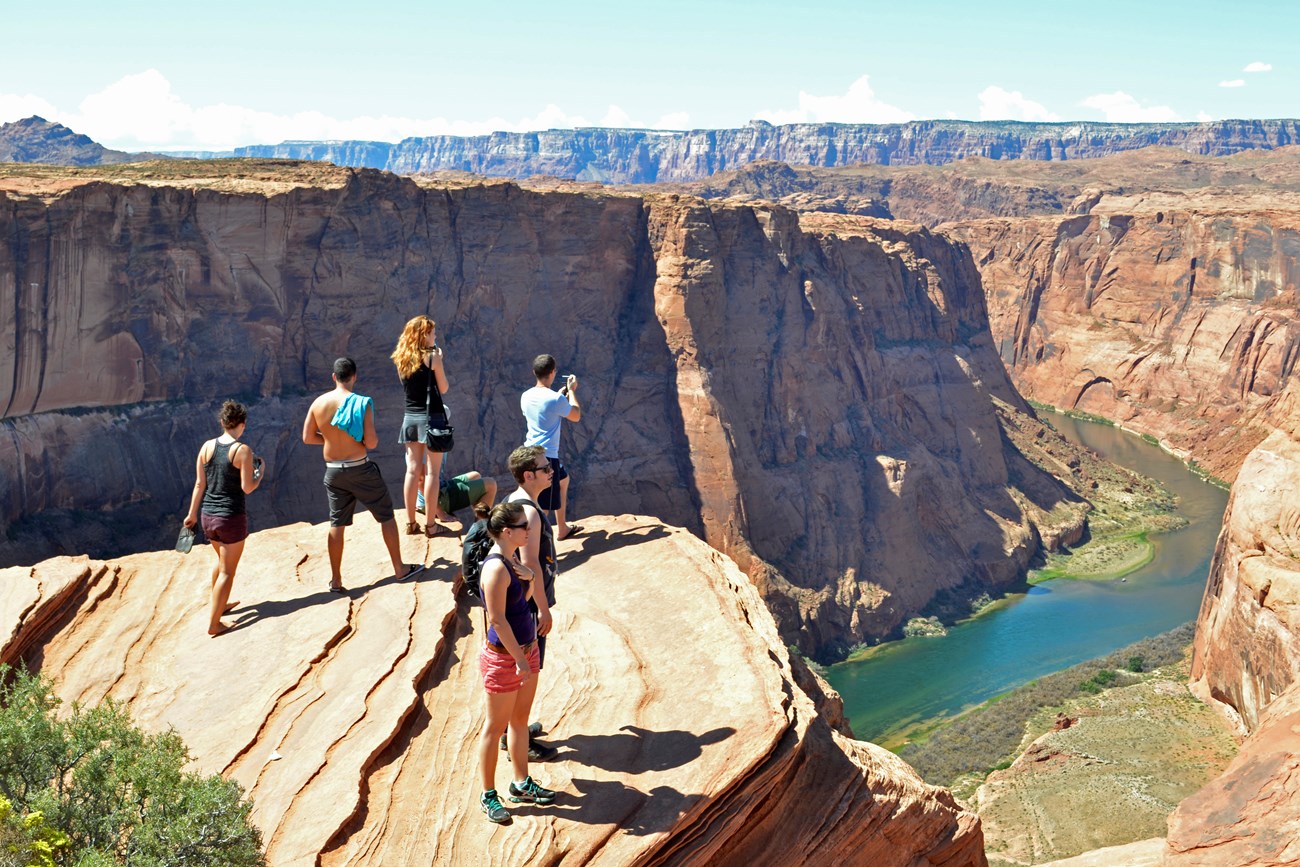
xmin=521 ymin=505 xmax=552 ymax=635
xmin=482 ymin=560 xmax=534 ymax=682
xmin=562 ymin=377 xmax=581 ymax=422
xmin=302 ymin=402 xmax=324 ymax=446
xmin=362 ymin=403 xmax=379 ymax=449
xmin=184 ymin=443 xmax=209 ymax=528
xmin=426 ymin=347 xmax=450 ymax=395
xmin=232 ymin=443 xmax=262 ymax=495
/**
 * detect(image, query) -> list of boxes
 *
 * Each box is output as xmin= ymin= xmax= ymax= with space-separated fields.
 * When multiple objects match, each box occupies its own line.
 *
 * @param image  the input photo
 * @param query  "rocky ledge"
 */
xmin=0 ymin=513 xmax=984 ymax=866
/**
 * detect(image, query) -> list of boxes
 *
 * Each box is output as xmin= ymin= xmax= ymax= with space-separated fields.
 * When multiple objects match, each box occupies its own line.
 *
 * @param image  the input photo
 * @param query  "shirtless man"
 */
xmin=302 ymin=357 xmax=423 ymax=592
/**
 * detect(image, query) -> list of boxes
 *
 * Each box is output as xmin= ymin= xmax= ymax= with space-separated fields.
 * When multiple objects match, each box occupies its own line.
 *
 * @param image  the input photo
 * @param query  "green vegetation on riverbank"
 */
xmin=893 ymin=623 xmax=1196 ymax=786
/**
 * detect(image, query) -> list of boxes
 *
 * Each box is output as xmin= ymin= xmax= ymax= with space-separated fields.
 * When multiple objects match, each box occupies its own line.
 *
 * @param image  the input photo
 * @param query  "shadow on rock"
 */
xmin=520 ymin=777 xmax=698 ymax=835
xmin=556 ymin=725 xmax=734 ymax=773
xmin=557 ymin=523 xmax=671 ymax=572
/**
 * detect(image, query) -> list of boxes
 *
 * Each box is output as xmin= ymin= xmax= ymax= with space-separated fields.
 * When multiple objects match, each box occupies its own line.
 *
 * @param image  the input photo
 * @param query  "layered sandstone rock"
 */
xmin=946 ymin=195 xmax=1300 ymax=483
xmin=0 ymin=162 xmax=1083 ymax=656
xmin=0 ymin=514 xmax=985 ymax=866
xmin=231 ymin=119 xmax=1300 ymax=182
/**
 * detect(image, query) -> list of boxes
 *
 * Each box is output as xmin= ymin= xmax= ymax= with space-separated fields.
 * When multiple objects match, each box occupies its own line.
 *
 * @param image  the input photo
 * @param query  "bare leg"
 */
xmin=403 ymin=443 xmax=424 ymax=530
xmin=209 ymin=538 xmax=245 ymax=635
xmin=425 ymin=450 xmax=457 ymax=523
xmin=480 ymin=477 xmax=497 ymax=509
xmin=480 ymin=687 xmax=517 ymax=792
xmin=327 ymin=526 xmax=346 ymax=590
xmin=380 ymin=519 xmax=405 ymax=578
xmin=555 ymin=474 xmax=572 ymax=538
xmin=507 ymin=674 xmax=541 ymax=783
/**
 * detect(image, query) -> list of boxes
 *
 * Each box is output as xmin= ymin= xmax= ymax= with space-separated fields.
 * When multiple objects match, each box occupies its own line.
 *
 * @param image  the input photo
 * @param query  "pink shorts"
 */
xmin=480 ymin=642 xmax=541 ymax=694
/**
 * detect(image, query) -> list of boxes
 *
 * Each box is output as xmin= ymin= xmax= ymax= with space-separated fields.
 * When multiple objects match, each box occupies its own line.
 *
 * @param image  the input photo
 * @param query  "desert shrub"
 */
xmin=897 ymin=623 xmax=1194 ymax=785
xmin=0 ymin=796 xmax=68 ymax=867
xmin=1127 ymin=655 xmax=1145 ymax=672
xmin=0 ymin=667 xmax=264 ymax=866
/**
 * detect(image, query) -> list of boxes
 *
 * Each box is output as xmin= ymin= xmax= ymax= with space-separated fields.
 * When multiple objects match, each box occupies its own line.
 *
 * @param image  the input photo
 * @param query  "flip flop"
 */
xmin=557 ymin=525 xmax=583 ymax=541
xmin=328 ymin=584 xmax=347 ymax=594
xmin=400 ymin=563 xmax=426 ymax=580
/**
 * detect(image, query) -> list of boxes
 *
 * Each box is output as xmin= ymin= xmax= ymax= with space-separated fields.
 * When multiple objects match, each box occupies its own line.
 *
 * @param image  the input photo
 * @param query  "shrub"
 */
xmin=0 ymin=667 xmax=265 ymax=866
xmin=0 ymin=796 xmax=68 ymax=867
xmin=1127 ymin=655 xmax=1144 ymax=673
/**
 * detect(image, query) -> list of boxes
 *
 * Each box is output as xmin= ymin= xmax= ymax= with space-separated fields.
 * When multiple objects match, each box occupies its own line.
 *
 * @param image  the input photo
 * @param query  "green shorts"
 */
xmin=440 ymin=473 xmax=488 ymax=514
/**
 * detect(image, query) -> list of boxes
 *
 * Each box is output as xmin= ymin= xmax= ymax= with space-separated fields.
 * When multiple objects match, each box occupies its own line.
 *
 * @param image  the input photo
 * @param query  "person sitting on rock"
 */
xmin=183 ymin=400 xmax=263 ymax=636
xmin=476 ymin=501 xmax=558 ymax=823
xmin=301 ymin=356 xmax=423 ymax=592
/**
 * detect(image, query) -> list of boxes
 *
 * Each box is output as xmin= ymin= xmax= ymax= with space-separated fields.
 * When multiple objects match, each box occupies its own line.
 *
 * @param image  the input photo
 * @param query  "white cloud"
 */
xmin=1244 ymin=61 xmax=1272 ymax=73
xmin=1219 ymin=79 xmax=1246 ymax=88
xmin=0 ymin=92 xmax=59 ymax=124
xmin=654 ymin=111 xmax=691 ymax=130
xmin=1 ymin=70 xmax=696 ymax=151
xmin=977 ymin=86 xmax=1060 ymax=121
xmin=1196 ymin=111 xmax=1214 ymax=122
xmin=1080 ymin=91 xmax=1180 ymax=123
xmin=755 ymin=75 xmax=913 ymax=125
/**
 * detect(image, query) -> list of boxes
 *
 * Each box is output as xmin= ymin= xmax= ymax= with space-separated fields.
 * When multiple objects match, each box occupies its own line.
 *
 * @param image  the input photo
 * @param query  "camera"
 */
xmin=253 ymin=456 xmax=264 ymax=481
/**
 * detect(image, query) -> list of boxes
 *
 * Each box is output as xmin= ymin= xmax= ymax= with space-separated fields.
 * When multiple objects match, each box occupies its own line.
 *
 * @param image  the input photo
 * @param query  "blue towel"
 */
xmin=331 ymin=393 xmax=373 ymax=443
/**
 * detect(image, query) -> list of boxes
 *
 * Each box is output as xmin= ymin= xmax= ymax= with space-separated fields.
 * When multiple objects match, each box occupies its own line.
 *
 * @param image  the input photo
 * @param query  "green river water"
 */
xmin=826 ymin=413 xmax=1230 ymax=744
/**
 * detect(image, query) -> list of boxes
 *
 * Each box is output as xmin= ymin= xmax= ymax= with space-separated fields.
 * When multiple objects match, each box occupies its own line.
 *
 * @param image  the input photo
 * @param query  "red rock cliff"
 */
xmin=946 ymin=195 xmax=1300 ymax=482
xmin=0 ymin=163 xmax=1081 ymax=656
xmin=0 ymin=515 xmax=987 ymax=866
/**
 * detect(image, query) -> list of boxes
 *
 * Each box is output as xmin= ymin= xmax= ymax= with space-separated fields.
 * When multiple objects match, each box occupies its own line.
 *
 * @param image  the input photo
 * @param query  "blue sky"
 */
xmin=1 ymin=0 xmax=1293 ymax=150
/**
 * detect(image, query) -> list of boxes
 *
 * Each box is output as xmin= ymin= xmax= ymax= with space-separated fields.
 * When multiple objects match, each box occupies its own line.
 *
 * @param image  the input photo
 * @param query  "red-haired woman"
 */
xmin=391 ymin=314 xmax=457 ymax=535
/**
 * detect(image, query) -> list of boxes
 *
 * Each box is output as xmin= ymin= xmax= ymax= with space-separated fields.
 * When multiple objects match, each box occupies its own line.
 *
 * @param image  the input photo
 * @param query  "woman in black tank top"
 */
xmin=390 ymin=315 xmax=456 ymax=536
xmin=183 ymin=400 xmax=264 ymax=636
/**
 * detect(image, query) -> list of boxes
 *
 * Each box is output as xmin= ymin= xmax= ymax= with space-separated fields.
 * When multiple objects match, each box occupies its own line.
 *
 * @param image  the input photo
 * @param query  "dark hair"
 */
xmin=532 ymin=354 xmax=556 ymax=379
xmin=508 ymin=445 xmax=547 ymax=483
xmin=486 ymin=501 xmax=526 ymax=539
xmin=333 ymin=357 xmax=357 ymax=381
xmin=218 ymin=400 xmax=247 ymax=430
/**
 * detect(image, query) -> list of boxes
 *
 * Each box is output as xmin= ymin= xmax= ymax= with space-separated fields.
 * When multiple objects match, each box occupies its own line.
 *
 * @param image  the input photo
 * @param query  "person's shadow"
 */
xmin=229 ymin=555 xmax=459 ymax=631
xmin=507 ymin=776 xmax=699 ymax=835
xmin=557 ymin=523 xmax=671 ymax=572
xmin=550 ymin=725 xmax=734 ymax=773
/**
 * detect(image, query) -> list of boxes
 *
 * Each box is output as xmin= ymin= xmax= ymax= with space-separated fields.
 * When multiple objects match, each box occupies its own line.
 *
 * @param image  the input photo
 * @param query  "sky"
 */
xmin=1 ymin=0 xmax=1294 ymax=152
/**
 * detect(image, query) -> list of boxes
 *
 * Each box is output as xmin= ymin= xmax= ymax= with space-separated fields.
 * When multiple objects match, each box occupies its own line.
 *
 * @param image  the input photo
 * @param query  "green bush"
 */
xmin=0 ymin=667 xmax=264 ymax=866
xmin=0 ymin=796 xmax=68 ymax=867
xmin=1127 ymin=655 xmax=1145 ymax=673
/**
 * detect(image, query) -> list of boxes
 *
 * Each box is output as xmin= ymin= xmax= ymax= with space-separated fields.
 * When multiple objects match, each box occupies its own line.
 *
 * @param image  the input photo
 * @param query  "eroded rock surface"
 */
xmin=0 ymin=514 xmax=985 ymax=866
xmin=0 ymin=163 xmax=1082 ymax=655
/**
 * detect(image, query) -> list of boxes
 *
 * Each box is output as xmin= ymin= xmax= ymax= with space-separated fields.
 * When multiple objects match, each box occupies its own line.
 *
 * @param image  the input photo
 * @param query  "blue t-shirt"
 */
xmin=521 ymin=386 xmax=572 ymax=458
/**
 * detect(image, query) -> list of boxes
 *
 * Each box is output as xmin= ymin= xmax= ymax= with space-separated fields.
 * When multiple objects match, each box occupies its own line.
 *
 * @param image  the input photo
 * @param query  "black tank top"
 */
xmin=401 ymin=364 xmax=438 ymax=415
xmin=201 ymin=440 xmax=245 ymax=517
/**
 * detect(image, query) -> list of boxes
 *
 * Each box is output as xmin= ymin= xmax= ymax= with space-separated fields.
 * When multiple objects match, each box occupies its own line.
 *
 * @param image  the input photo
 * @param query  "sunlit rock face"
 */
xmin=0 ymin=515 xmax=987 ymax=867
xmin=0 ymin=164 xmax=1077 ymax=656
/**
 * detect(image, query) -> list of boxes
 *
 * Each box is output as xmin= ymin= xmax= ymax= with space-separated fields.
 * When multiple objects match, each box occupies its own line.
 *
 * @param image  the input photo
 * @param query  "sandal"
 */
xmin=406 ymin=520 xmax=422 ymax=535
xmin=400 ymin=563 xmax=425 ymax=580
xmin=424 ymin=522 xmax=442 ymax=538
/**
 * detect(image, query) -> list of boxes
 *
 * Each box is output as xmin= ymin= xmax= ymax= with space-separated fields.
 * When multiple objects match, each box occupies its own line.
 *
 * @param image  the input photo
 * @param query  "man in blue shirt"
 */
xmin=519 ymin=354 xmax=583 ymax=540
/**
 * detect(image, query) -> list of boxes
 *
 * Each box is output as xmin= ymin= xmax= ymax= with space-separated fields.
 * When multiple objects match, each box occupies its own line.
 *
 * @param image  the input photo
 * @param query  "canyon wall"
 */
xmin=231 ymin=119 xmax=1300 ymax=182
xmin=0 ymin=163 xmax=1084 ymax=655
xmin=945 ymin=194 xmax=1300 ymax=482
xmin=0 ymin=515 xmax=987 ymax=866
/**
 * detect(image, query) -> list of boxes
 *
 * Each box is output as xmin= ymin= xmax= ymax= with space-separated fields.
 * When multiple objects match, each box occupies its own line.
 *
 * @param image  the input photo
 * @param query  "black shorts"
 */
xmin=536 ymin=456 xmax=569 ymax=511
xmin=323 ymin=461 xmax=395 ymax=527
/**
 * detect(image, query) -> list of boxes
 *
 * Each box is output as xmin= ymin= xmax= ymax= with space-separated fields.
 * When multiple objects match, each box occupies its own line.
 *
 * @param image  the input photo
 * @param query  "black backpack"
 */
xmin=460 ymin=518 xmax=494 ymax=602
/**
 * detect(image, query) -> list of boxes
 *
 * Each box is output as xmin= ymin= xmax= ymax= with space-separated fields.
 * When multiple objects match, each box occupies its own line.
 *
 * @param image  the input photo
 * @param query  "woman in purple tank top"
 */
xmin=183 ymin=401 xmax=264 ymax=636
xmin=475 ymin=501 xmax=558 ymax=823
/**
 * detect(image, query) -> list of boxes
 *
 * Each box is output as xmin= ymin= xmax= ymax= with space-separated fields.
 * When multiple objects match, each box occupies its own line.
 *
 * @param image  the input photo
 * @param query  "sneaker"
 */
xmin=499 ymin=722 xmax=544 ymax=751
xmin=508 ymin=776 xmax=556 ymax=805
xmin=480 ymin=789 xmax=509 ymax=824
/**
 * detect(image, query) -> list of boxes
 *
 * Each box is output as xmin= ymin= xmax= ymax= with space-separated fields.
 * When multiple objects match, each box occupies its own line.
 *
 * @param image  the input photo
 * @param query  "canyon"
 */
xmin=0 ymin=160 xmax=1088 ymax=660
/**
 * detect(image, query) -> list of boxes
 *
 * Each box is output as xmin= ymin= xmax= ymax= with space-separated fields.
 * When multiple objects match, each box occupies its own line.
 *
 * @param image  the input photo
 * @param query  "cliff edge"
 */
xmin=0 ymin=513 xmax=984 ymax=866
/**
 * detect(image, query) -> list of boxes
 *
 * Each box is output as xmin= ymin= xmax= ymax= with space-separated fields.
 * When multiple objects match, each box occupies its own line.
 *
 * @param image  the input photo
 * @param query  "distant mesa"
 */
xmin=7 ymin=114 xmax=1300 ymax=180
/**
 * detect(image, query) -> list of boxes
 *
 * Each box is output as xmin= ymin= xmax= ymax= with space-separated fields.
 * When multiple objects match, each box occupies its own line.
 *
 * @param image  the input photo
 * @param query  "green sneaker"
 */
xmin=508 ymin=776 xmax=556 ymax=805
xmin=480 ymin=789 xmax=509 ymax=823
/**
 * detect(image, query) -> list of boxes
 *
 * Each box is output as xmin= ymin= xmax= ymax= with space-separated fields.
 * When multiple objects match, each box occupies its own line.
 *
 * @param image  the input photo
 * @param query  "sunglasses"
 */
xmin=529 ymin=464 xmax=554 ymax=474
xmin=505 ymin=522 xmax=529 ymax=530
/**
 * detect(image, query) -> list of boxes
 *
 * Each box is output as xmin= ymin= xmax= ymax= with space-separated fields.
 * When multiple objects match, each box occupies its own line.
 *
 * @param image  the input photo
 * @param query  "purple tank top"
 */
xmin=483 ymin=554 xmax=536 ymax=646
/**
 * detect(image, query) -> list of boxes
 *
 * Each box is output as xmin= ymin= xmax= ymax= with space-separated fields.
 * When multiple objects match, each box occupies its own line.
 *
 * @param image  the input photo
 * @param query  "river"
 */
xmin=825 ymin=413 xmax=1230 ymax=745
